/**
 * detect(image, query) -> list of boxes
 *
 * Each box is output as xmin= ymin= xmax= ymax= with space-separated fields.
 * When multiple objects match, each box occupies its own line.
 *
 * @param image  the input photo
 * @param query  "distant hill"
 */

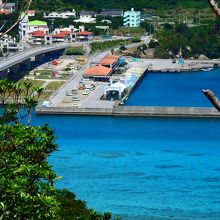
xmin=31 ymin=0 xmax=209 ymax=12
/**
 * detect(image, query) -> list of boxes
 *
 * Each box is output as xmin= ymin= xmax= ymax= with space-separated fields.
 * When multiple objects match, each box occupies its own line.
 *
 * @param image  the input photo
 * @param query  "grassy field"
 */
xmin=46 ymin=81 xmax=65 ymax=91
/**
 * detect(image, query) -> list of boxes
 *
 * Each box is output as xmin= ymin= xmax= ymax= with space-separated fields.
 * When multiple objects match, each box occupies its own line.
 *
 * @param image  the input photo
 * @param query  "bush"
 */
xmin=149 ymin=39 xmax=159 ymax=48
xmin=57 ymin=189 xmax=111 ymax=220
xmin=131 ymin=37 xmax=141 ymax=43
xmin=114 ymin=27 xmax=145 ymax=36
xmin=119 ymin=46 xmax=127 ymax=51
xmin=65 ymin=47 xmax=84 ymax=55
xmin=164 ymin=23 xmax=174 ymax=30
xmin=90 ymin=39 xmax=127 ymax=53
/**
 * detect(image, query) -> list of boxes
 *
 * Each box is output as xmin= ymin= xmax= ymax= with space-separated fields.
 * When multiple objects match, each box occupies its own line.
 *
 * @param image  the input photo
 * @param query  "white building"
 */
xmin=28 ymin=25 xmax=79 ymax=45
xmin=53 ymin=25 xmax=77 ymax=34
xmin=44 ymin=9 xmax=76 ymax=19
xmin=0 ymin=0 xmax=16 ymax=14
xmin=123 ymin=8 xmax=141 ymax=27
xmin=0 ymin=35 xmax=23 ymax=54
xmin=74 ymin=10 xmax=96 ymax=23
xmin=19 ymin=15 xmax=49 ymax=41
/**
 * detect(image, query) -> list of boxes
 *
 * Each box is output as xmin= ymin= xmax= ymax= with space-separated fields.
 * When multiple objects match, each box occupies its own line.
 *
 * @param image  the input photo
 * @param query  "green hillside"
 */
xmin=31 ymin=0 xmax=209 ymax=11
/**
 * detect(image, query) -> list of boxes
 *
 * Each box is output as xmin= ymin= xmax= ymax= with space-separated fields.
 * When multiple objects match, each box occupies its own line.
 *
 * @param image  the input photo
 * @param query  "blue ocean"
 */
xmin=126 ymin=69 xmax=220 ymax=107
xmin=32 ymin=69 xmax=220 ymax=219
xmin=35 ymin=114 xmax=220 ymax=220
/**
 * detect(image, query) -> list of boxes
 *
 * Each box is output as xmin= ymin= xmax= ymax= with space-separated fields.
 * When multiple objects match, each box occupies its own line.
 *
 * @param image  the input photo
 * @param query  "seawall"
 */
xmin=36 ymin=106 xmax=220 ymax=118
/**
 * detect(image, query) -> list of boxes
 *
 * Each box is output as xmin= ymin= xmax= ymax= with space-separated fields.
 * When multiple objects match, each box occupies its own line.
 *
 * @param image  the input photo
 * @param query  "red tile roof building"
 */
xmin=100 ymin=54 xmax=119 ymax=68
xmin=84 ymin=65 xmax=112 ymax=76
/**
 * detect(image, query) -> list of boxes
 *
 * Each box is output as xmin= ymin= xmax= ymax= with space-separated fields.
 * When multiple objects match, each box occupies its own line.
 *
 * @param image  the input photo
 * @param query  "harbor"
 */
xmin=35 ymin=52 xmax=220 ymax=117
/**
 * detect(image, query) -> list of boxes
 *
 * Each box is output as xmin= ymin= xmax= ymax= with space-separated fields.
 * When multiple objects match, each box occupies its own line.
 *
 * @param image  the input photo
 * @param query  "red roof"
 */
xmin=84 ymin=65 xmax=112 ymax=76
xmin=31 ymin=31 xmax=46 ymax=37
xmin=100 ymin=54 xmax=119 ymax=66
xmin=28 ymin=10 xmax=36 ymax=13
xmin=76 ymin=31 xmax=93 ymax=36
xmin=53 ymin=31 xmax=71 ymax=38
xmin=0 ymin=10 xmax=11 ymax=15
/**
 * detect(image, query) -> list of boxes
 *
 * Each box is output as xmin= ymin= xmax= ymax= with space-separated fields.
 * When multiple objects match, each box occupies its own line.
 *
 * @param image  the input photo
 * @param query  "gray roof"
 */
xmin=4 ymin=3 xmax=16 ymax=6
xmin=99 ymin=9 xmax=123 ymax=17
xmin=1 ymin=2 xmax=16 ymax=9
xmin=80 ymin=10 xmax=96 ymax=16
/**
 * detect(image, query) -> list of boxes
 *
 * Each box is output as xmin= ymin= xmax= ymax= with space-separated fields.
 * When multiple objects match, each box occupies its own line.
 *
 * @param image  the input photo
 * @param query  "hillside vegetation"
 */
xmin=30 ymin=0 xmax=209 ymax=11
xmin=154 ymin=20 xmax=220 ymax=59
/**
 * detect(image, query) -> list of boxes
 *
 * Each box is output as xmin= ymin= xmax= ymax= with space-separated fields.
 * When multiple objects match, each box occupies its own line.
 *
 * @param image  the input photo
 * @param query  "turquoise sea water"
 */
xmin=35 ymin=115 xmax=220 ymax=219
xmin=126 ymin=69 xmax=220 ymax=107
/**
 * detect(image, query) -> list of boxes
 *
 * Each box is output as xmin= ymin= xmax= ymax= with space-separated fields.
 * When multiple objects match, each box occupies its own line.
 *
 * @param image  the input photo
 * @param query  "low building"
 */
xmin=100 ymin=54 xmax=119 ymax=69
xmin=19 ymin=15 xmax=49 ymax=41
xmin=99 ymin=9 xmax=123 ymax=17
xmin=53 ymin=25 xmax=76 ymax=34
xmin=83 ymin=65 xmax=112 ymax=81
xmin=80 ymin=10 xmax=96 ymax=17
xmin=29 ymin=31 xmax=52 ymax=45
xmin=104 ymin=82 xmax=127 ymax=100
xmin=123 ymin=8 xmax=141 ymax=27
xmin=44 ymin=12 xmax=59 ymax=18
xmin=52 ymin=31 xmax=76 ymax=43
xmin=0 ymin=0 xmax=16 ymax=14
xmin=75 ymin=10 xmax=96 ymax=23
xmin=29 ymin=30 xmax=76 ymax=45
xmin=75 ymin=31 xmax=93 ymax=41
xmin=0 ymin=35 xmax=23 ymax=53
xmin=44 ymin=9 xmax=76 ymax=19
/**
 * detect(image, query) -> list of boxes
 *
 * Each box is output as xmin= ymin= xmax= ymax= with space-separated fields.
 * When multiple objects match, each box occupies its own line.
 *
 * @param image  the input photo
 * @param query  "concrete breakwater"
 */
xmin=36 ymin=106 xmax=220 ymax=118
xmin=146 ymin=59 xmax=220 ymax=73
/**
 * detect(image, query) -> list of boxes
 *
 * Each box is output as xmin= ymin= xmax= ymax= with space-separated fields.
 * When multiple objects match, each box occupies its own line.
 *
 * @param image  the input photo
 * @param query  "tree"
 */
xmin=0 ymin=80 xmax=60 ymax=219
xmin=163 ymin=23 xmax=174 ymax=30
xmin=140 ymin=21 xmax=154 ymax=34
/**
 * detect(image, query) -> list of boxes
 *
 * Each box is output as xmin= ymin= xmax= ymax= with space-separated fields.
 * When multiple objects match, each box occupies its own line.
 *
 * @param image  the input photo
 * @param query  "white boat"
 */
xmin=201 ymin=67 xmax=213 ymax=72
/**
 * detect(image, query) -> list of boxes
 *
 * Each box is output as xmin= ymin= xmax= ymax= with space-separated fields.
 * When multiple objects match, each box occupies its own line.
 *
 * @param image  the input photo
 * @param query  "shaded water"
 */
xmin=126 ymin=69 xmax=220 ymax=107
xmin=35 ymin=115 xmax=220 ymax=219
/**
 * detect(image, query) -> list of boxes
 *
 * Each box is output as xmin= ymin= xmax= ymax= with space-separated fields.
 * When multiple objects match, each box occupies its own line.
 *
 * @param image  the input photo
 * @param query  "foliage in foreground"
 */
xmin=0 ymin=123 xmax=59 ymax=219
xmin=0 ymin=80 xmax=111 ymax=219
